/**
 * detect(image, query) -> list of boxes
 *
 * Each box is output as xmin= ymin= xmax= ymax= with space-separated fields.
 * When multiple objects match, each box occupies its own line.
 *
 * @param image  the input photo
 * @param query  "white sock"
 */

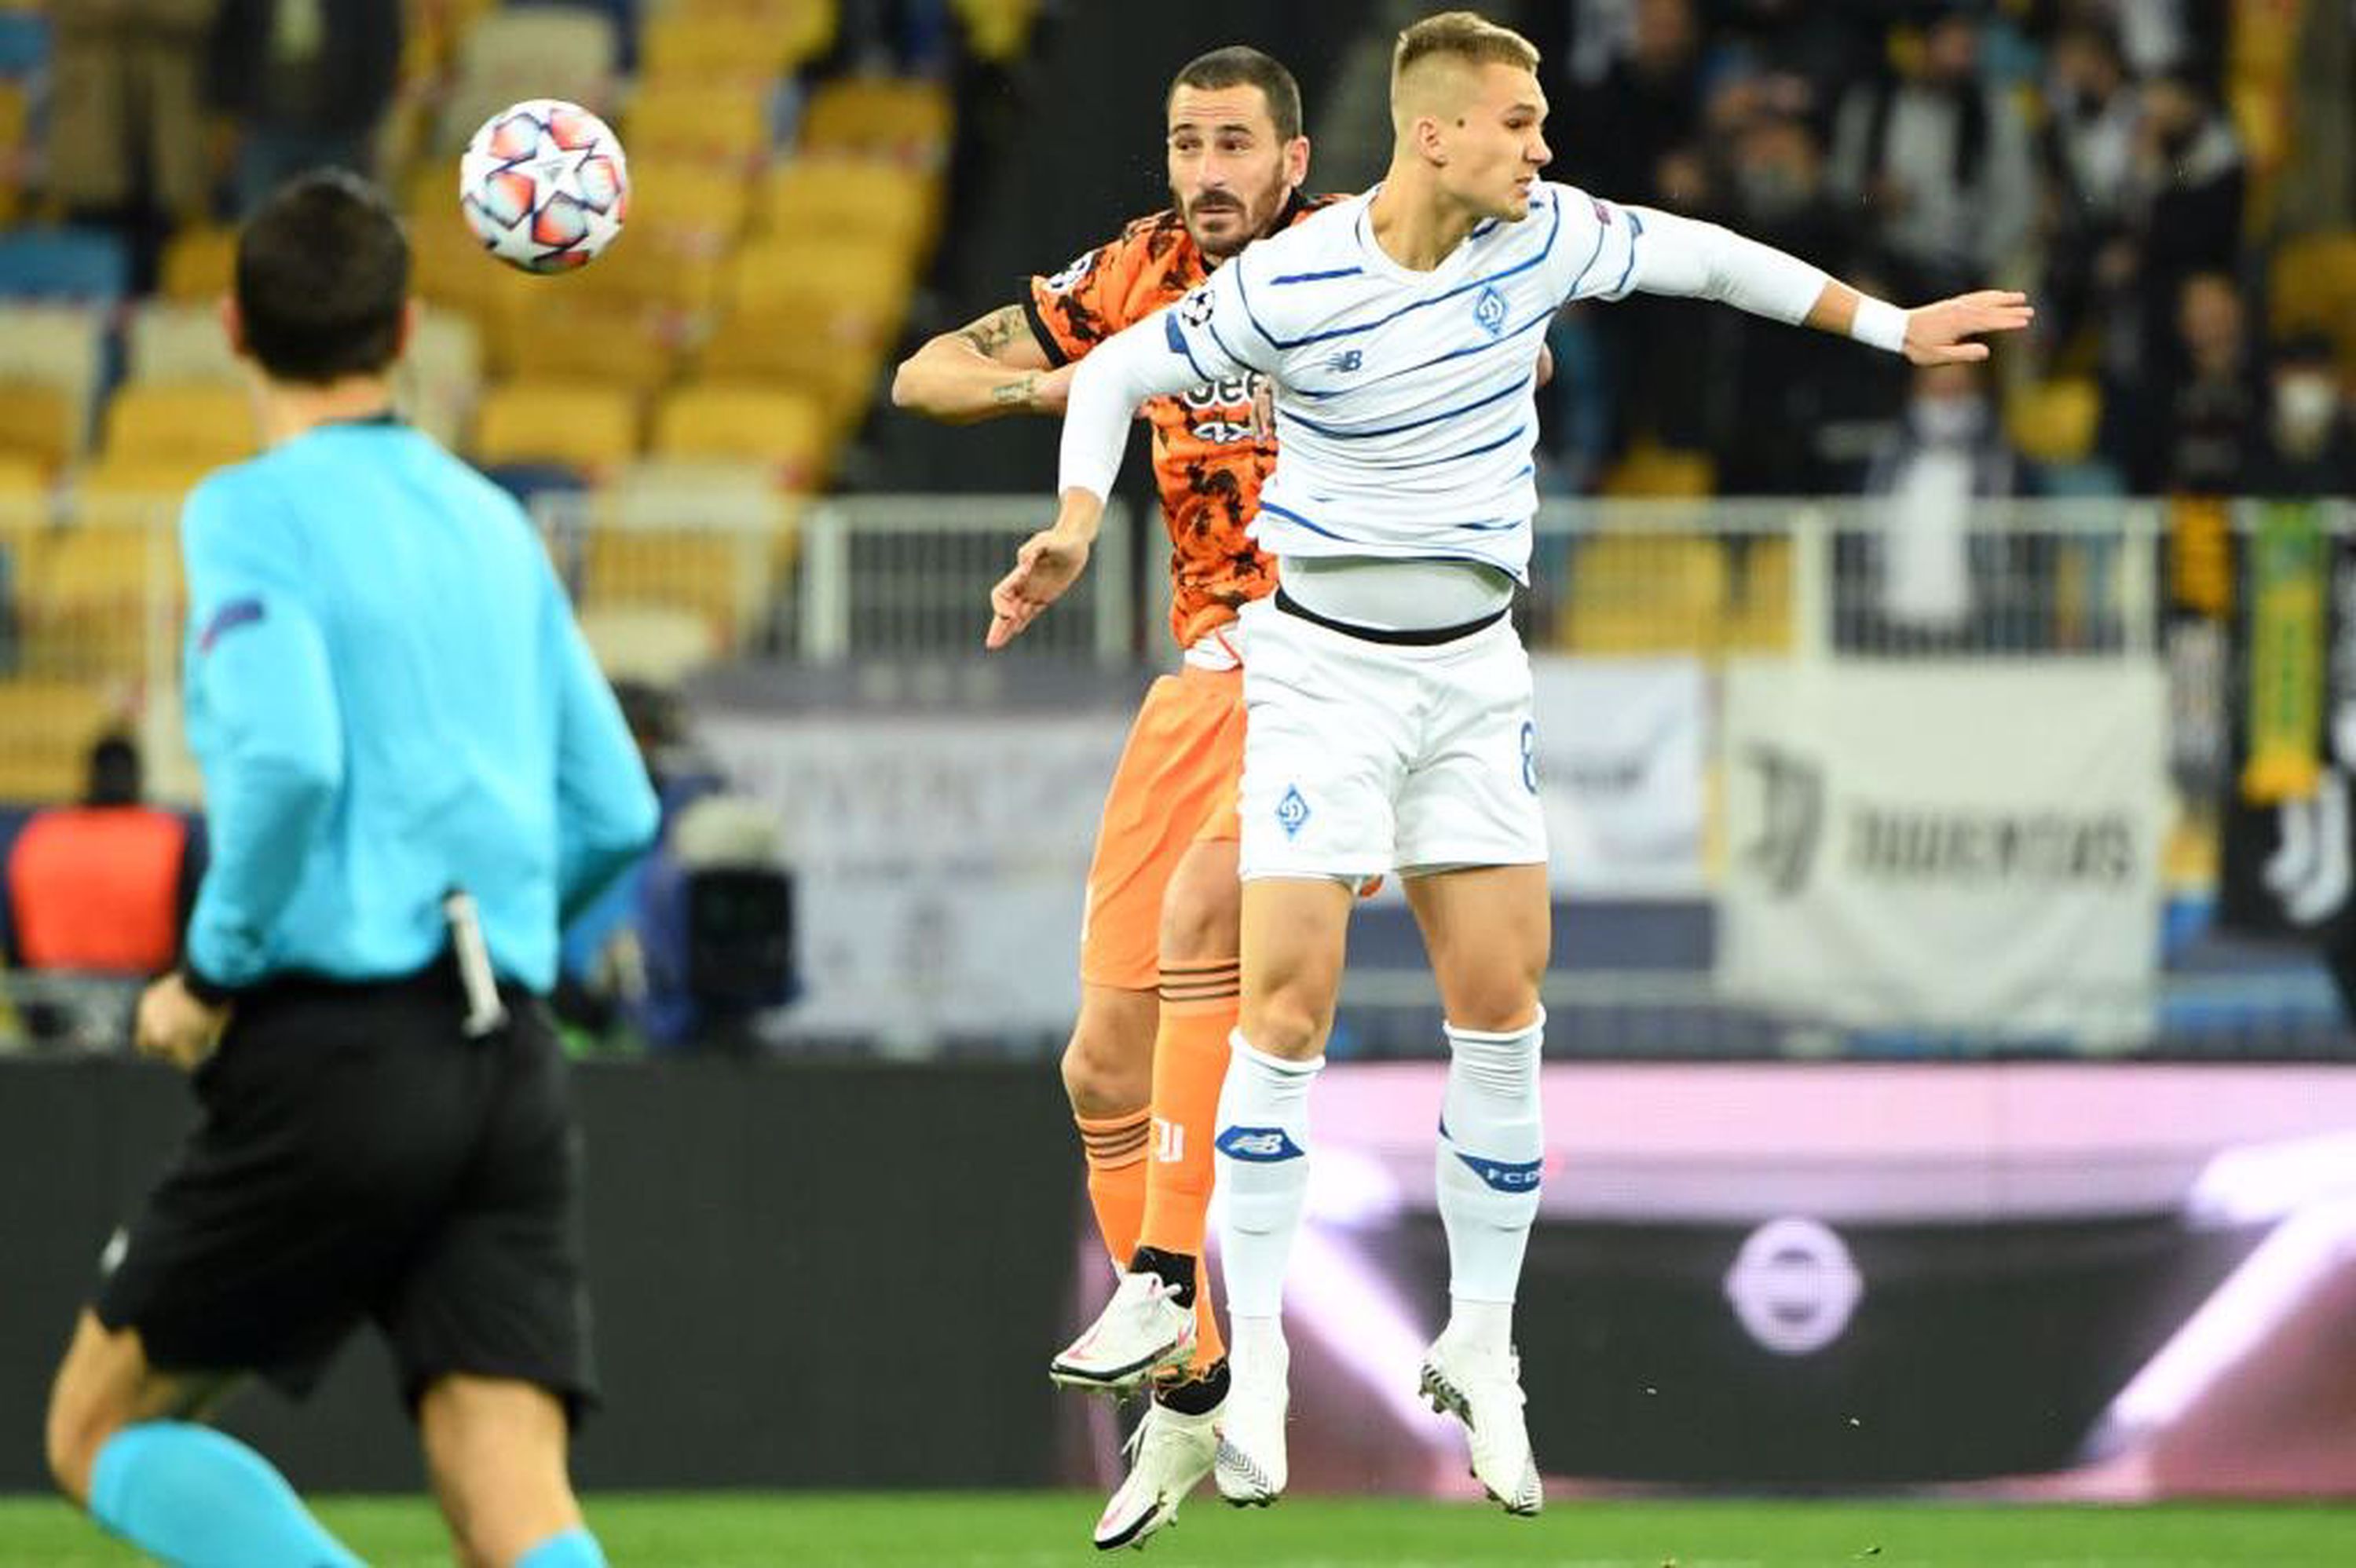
xmin=1435 ymin=1009 xmax=1544 ymax=1313
xmin=1214 ymin=1031 xmax=1323 ymax=1320
xmin=1227 ymin=1313 xmax=1289 ymax=1379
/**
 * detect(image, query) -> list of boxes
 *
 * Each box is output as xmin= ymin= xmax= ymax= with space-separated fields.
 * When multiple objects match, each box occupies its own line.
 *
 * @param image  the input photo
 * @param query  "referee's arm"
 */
xmin=179 ymin=488 xmax=345 ymax=992
xmin=543 ymin=557 xmax=660 ymax=923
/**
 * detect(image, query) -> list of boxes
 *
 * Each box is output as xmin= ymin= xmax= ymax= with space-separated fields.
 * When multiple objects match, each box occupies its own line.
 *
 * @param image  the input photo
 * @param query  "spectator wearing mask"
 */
xmin=2248 ymin=334 xmax=2356 ymax=500
xmin=2039 ymin=20 xmax=2139 ymax=346
xmin=2094 ymin=68 xmax=2247 ymax=393
xmin=1845 ymin=358 xmax=2021 ymax=649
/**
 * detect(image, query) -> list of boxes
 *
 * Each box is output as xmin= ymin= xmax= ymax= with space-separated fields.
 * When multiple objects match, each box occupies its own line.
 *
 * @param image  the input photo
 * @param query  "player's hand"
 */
xmin=986 ymin=527 xmax=1092 ymax=649
xmin=1902 ymin=290 xmax=2034 ymax=365
xmin=1249 ymin=375 xmax=1276 ymax=444
xmin=134 ymin=972 xmax=230 ymax=1072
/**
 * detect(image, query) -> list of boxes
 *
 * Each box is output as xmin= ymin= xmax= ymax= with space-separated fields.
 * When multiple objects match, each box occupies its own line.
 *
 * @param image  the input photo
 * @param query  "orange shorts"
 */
xmin=1078 ymin=664 xmax=1245 ymax=991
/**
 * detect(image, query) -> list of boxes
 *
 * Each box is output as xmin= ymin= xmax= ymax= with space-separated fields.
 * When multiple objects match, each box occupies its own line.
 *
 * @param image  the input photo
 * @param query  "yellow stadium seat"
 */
xmin=673 ymin=0 xmax=836 ymax=60
xmin=0 ymin=679 xmax=119 ymax=803
xmin=159 ymin=227 xmax=238 ymax=302
xmin=473 ymin=382 xmax=640 ymax=470
xmin=1557 ymin=533 xmax=1726 ymax=654
xmin=101 ymin=384 xmax=256 ymax=470
xmin=950 ymin=0 xmax=1041 ymax=62
xmin=552 ymin=233 xmax=721 ymax=315
xmin=576 ymin=601 xmax=723 ymax=682
xmin=2006 ymin=377 xmax=2102 ymax=466
xmin=700 ymin=305 xmax=884 ymax=437
xmin=759 ymin=156 xmax=937 ymax=254
xmin=2269 ymin=231 xmax=2356 ymax=371
xmin=0 ymin=77 xmax=25 ymax=151
xmin=127 ymin=301 xmax=243 ymax=385
xmin=642 ymin=15 xmax=802 ymax=82
xmin=580 ymin=529 xmax=774 ymax=650
xmin=0 ymin=382 xmax=84 ymax=472
xmin=799 ymin=77 xmax=953 ymax=163
xmin=5 ymin=521 xmax=180 ymax=679
xmin=724 ymin=236 xmax=912 ymax=327
xmin=651 ymin=382 xmax=827 ymax=486
xmin=499 ymin=297 xmax=677 ymax=393
xmin=627 ymin=159 xmax=755 ymax=251
xmin=409 ymin=211 xmax=540 ymax=335
xmin=74 ymin=458 xmax=215 ymax=519
xmin=0 ymin=451 xmax=45 ymax=499
xmin=627 ymin=82 xmax=770 ymax=166
xmin=1601 ymin=444 xmax=1716 ymax=498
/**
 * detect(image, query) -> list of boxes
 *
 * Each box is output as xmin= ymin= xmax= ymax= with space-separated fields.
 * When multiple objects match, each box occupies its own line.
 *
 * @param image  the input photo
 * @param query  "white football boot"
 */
xmin=1092 ymin=1399 xmax=1220 ymax=1551
xmin=1418 ymin=1337 xmax=1542 ymax=1516
xmin=1052 ymin=1270 xmax=1197 ymax=1392
xmin=1213 ymin=1336 xmax=1288 ymax=1505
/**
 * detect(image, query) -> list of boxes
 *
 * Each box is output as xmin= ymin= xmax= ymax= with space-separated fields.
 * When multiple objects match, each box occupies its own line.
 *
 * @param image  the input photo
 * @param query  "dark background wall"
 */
xmin=1 ymin=1058 xmax=1081 ymax=1493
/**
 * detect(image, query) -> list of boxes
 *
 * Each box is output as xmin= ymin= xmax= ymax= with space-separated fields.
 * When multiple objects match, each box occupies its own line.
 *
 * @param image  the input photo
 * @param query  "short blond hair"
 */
xmin=1392 ymin=10 xmax=1540 ymax=91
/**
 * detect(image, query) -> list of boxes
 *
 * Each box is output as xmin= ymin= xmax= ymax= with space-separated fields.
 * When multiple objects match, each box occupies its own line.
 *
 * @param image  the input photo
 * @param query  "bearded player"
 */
xmin=894 ymin=43 xmax=1321 ymax=1550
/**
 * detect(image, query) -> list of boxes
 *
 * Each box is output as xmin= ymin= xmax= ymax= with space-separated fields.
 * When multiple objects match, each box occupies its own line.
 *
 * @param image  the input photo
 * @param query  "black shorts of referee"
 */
xmin=93 ymin=953 xmax=595 ymax=1423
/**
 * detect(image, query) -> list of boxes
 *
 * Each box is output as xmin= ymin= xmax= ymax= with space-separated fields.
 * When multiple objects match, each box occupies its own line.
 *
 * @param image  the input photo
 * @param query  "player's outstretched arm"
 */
xmin=891 ymin=302 xmax=1074 ymax=424
xmin=986 ymin=306 xmax=1224 ymax=649
xmin=1619 ymin=205 xmax=2032 ymax=361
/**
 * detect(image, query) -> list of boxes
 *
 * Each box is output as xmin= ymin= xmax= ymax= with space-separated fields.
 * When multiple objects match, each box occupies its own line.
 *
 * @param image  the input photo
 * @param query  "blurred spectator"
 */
xmin=208 ymin=0 xmax=402 ymax=217
xmin=47 ymin=0 xmax=221 ymax=290
xmin=2112 ymin=271 xmax=2264 ymax=495
xmin=1555 ymin=0 xmax=1709 ymax=209
xmin=2037 ymin=19 xmax=2138 ymax=343
xmin=1714 ymin=110 xmax=1893 ymax=493
xmin=3 ymin=734 xmax=200 ymax=977
xmin=2248 ymin=334 xmax=2356 ymax=499
xmin=554 ymin=681 xmax=796 ymax=1054
xmin=2094 ymin=68 xmax=2246 ymax=391
xmin=1829 ymin=5 xmax=2036 ymax=300
xmin=1842 ymin=358 xmax=2021 ymax=648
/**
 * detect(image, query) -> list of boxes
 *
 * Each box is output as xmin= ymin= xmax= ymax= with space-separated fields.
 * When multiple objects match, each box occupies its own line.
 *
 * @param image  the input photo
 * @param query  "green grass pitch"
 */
xmin=3 ymin=1492 xmax=2351 ymax=1566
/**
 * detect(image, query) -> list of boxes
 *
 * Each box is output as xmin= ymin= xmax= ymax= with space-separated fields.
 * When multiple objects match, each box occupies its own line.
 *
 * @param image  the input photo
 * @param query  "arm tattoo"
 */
xmin=959 ymin=304 xmax=1028 ymax=357
xmin=990 ymin=374 xmax=1038 ymax=408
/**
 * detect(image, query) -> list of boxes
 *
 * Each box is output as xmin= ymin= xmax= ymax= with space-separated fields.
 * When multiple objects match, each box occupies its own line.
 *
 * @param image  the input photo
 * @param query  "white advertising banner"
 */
xmin=701 ymin=710 xmax=1128 ymax=1045
xmin=1718 ymin=660 xmax=2169 ymax=1042
xmin=1530 ymin=656 xmax=1708 ymax=898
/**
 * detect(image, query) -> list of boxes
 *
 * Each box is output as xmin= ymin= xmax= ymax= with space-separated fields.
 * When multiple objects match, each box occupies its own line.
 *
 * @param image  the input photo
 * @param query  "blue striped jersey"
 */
xmin=1162 ymin=181 xmax=1645 ymax=581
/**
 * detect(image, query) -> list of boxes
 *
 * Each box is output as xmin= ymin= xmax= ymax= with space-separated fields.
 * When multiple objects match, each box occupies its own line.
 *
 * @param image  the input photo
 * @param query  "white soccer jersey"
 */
xmin=1158 ymin=181 xmax=1644 ymax=583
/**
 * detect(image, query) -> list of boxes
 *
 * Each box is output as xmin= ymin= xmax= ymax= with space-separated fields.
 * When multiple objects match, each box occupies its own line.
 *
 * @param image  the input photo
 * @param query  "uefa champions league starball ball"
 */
xmin=459 ymin=99 xmax=629 ymax=273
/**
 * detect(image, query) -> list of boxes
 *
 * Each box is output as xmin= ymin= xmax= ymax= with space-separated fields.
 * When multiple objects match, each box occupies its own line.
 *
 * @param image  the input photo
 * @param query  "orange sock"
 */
xmin=1141 ymin=958 xmax=1238 ymax=1369
xmin=1075 ymin=1108 xmax=1151 ymax=1266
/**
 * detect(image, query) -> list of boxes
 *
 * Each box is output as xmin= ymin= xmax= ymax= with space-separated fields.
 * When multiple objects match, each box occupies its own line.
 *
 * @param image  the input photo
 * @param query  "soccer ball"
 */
xmin=459 ymin=99 xmax=629 ymax=273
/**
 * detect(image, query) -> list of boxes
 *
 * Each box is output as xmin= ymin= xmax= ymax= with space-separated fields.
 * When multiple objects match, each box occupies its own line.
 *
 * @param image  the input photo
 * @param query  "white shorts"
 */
xmin=1235 ymin=594 xmax=1546 ymax=882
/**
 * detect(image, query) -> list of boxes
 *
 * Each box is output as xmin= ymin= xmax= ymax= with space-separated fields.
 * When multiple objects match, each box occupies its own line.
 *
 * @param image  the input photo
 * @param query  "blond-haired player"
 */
xmin=995 ymin=10 xmax=2030 ymax=1515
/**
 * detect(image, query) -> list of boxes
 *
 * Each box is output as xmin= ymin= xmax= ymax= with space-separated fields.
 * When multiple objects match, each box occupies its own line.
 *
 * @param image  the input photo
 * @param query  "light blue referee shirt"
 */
xmin=178 ymin=417 xmax=658 ymax=994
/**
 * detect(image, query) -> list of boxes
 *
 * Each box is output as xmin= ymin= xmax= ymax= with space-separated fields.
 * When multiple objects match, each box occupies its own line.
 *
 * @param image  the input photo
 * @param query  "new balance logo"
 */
xmin=1326 ymin=349 xmax=1363 ymax=374
xmin=1216 ymin=1125 xmax=1304 ymax=1162
xmin=1154 ymin=1117 xmax=1185 ymax=1164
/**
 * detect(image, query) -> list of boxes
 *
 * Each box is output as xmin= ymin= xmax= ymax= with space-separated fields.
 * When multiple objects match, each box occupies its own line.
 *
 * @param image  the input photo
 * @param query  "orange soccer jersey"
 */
xmin=1026 ymin=193 xmax=1333 ymax=649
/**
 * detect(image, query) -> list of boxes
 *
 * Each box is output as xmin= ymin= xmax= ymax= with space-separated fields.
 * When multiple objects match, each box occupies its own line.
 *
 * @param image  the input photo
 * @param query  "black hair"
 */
xmin=234 ymin=169 xmax=410 ymax=384
xmin=1170 ymin=46 xmax=1304 ymax=144
xmin=86 ymin=732 xmax=141 ymax=807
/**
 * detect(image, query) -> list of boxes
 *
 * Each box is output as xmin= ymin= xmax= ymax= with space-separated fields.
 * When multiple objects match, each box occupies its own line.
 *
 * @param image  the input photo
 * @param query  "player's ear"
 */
xmin=394 ymin=298 xmax=421 ymax=361
xmin=1283 ymin=134 xmax=1311 ymax=188
xmin=218 ymin=294 xmax=248 ymax=361
xmin=1417 ymin=113 xmax=1449 ymax=166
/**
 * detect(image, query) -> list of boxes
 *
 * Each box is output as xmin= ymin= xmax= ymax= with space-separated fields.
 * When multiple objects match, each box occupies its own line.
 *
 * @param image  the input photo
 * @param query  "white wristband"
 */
xmin=1851 ymin=297 xmax=1908 ymax=354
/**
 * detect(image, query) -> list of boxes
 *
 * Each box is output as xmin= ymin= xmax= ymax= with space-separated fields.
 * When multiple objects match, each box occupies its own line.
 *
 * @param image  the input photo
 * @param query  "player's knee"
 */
xmin=1241 ymin=989 xmax=1330 ymax=1061
xmin=1446 ymin=980 xmax=1543 ymax=1036
xmin=1059 ymin=1027 xmax=1147 ymax=1118
xmin=1158 ymin=882 xmax=1239 ymax=967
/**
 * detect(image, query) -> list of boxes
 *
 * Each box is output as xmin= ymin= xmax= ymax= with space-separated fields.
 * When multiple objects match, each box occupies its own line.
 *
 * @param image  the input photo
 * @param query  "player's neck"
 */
xmin=253 ymin=375 xmax=400 ymax=447
xmin=1367 ymin=164 xmax=1480 ymax=272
